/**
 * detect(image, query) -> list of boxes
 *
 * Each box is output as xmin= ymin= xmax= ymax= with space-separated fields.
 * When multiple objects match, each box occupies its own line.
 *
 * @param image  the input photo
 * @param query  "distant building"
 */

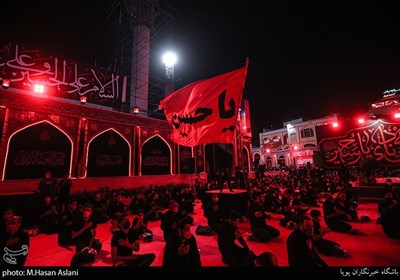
xmin=257 ymin=115 xmax=338 ymax=169
xmin=367 ymin=89 xmax=400 ymax=120
xmin=255 ymin=90 xmax=400 ymax=170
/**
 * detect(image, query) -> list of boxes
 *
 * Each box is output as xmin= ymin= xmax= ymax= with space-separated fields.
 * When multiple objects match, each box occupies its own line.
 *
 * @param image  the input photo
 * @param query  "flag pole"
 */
xmin=233 ymin=58 xmax=249 ymax=169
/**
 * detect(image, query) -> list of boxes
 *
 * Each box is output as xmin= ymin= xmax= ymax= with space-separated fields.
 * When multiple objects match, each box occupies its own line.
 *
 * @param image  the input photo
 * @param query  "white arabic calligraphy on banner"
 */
xmin=0 ymin=44 xmax=123 ymax=107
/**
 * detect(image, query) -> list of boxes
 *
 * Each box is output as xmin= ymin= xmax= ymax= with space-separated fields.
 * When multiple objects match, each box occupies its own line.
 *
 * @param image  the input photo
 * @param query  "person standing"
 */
xmin=37 ymin=170 xmax=57 ymax=199
xmin=57 ymin=173 xmax=72 ymax=212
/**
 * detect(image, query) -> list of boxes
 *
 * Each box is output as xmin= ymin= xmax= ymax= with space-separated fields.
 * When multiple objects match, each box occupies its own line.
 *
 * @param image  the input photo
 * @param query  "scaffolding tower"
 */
xmin=105 ymin=0 xmax=181 ymax=118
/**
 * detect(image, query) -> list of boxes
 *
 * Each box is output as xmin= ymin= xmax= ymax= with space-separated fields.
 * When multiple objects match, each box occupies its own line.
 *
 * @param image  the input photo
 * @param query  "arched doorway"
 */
xmin=141 ymin=135 xmax=171 ymax=175
xmin=4 ymin=121 xmax=72 ymax=179
xmin=86 ymin=129 xmax=130 ymax=177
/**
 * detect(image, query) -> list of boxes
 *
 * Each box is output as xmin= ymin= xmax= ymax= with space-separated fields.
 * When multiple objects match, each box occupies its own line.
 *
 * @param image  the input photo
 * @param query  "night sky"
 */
xmin=1 ymin=0 xmax=400 ymax=146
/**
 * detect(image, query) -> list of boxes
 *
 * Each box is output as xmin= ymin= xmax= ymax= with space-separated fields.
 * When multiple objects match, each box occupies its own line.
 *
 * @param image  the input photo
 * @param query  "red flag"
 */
xmin=159 ymin=61 xmax=248 ymax=147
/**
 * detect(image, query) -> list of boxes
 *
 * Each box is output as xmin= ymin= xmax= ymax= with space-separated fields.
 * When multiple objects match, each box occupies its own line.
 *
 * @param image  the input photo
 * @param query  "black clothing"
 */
xmin=107 ymin=201 xmax=125 ymax=220
xmin=38 ymin=178 xmax=57 ymax=199
xmin=286 ymin=229 xmax=327 ymax=267
xmin=71 ymin=216 xmax=97 ymax=252
xmin=111 ymin=229 xmax=139 ymax=257
xmin=57 ymin=208 xmax=82 ymax=246
xmin=57 ymin=178 xmax=72 ymax=206
xmin=248 ymin=202 xmax=280 ymax=242
xmin=312 ymin=220 xmax=341 ymax=256
xmin=323 ymin=199 xmax=352 ymax=233
xmin=92 ymin=199 xmax=109 ymax=224
xmin=111 ymin=228 xmax=155 ymax=267
xmin=163 ymin=234 xmax=201 ymax=267
xmin=381 ymin=205 xmax=400 ymax=240
xmin=218 ymin=220 xmax=250 ymax=266
xmin=204 ymin=201 xmax=223 ymax=232
xmin=131 ymin=216 xmax=152 ymax=236
xmin=161 ymin=210 xmax=182 ymax=242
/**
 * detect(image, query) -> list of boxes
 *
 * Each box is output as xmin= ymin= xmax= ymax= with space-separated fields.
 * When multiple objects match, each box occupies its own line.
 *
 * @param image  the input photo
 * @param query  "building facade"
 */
xmin=0 ymin=44 xmax=253 ymax=194
xmin=256 ymin=115 xmax=338 ymax=169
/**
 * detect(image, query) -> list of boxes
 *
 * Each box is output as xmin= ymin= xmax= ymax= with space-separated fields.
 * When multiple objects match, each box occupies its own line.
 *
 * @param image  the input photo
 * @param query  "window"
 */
xmin=266 ymin=156 xmax=272 ymax=168
xmin=301 ymin=128 xmax=314 ymax=138
xmin=278 ymin=155 xmax=286 ymax=168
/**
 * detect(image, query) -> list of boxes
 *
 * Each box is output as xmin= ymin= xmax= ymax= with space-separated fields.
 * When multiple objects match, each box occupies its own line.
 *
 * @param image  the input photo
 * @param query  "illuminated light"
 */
xmin=242 ymin=125 xmax=247 ymax=130
xmin=80 ymin=96 xmax=87 ymax=104
xmin=162 ymin=51 xmax=177 ymax=68
xmin=394 ymin=113 xmax=400 ymax=119
xmin=383 ymin=88 xmax=400 ymax=97
xmin=133 ymin=106 xmax=140 ymax=114
xmin=33 ymin=84 xmax=45 ymax=94
xmin=332 ymin=122 xmax=339 ymax=128
xmin=2 ymin=79 xmax=10 ymax=89
xmin=266 ymin=148 xmax=270 ymax=153
xmin=358 ymin=118 xmax=365 ymax=124
xmin=294 ymin=145 xmax=298 ymax=150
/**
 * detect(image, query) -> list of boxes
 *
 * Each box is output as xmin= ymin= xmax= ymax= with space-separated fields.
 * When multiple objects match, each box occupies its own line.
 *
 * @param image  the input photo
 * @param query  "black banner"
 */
xmin=0 ymin=44 xmax=124 ymax=109
xmin=141 ymin=137 xmax=170 ymax=175
xmin=5 ymin=122 xmax=71 ymax=179
xmin=86 ymin=130 xmax=130 ymax=177
xmin=180 ymin=146 xmax=192 ymax=174
xmin=319 ymin=120 xmax=400 ymax=168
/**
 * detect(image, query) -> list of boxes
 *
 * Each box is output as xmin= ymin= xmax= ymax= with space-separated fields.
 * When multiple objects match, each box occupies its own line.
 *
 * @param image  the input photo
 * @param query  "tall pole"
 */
xmin=126 ymin=0 xmax=156 ymax=116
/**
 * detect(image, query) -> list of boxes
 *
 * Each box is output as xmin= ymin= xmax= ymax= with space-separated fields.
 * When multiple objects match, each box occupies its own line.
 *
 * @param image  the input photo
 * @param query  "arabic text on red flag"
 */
xmin=159 ymin=63 xmax=248 ymax=147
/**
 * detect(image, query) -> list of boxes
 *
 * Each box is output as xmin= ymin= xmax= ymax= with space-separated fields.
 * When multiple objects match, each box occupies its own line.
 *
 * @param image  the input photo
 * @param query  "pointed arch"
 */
xmin=3 ymin=120 xmax=73 ymax=180
xmin=141 ymin=134 xmax=172 ymax=175
xmin=85 ymin=128 xmax=131 ymax=177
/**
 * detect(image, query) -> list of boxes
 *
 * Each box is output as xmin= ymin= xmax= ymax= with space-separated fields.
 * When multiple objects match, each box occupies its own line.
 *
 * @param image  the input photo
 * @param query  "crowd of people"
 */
xmin=1 ymin=165 xmax=399 ymax=267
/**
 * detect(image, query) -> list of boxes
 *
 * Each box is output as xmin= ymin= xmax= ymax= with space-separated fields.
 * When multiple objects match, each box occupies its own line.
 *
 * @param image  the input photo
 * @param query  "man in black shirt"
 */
xmin=57 ymin=173 xmax=72 ymax=212
xmin=218 ymin=210 xmax=254 ymax=266
xmin=286 ymin=216 xmax=327 ymax=267
xmin=110 ymin=214 xmax=155 ymax=266
xmin=71 ymin=203 xmax=97 ymax=252
xmin=204 ymin=194 xmax=223 ymax=232
xmin=37 ymin=170 xmax=57 ymax=199
xmin=248 ymin=192 xmax=280 ymax=242
xmin=161 ymin=200 xmax=182 ymax=242
xmin=163 ymin=216 xmax=201 ymax=267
